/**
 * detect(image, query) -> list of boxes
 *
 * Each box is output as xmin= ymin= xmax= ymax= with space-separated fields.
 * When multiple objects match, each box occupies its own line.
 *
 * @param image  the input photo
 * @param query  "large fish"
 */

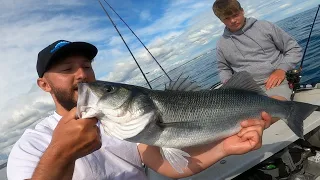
xmin=76 ymin=71 xmax=319 ymax=173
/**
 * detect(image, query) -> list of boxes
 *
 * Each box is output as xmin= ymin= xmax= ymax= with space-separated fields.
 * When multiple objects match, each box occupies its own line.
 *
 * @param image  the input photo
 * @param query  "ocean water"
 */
xmin=145 ymin=6 xmax=320 ymax=90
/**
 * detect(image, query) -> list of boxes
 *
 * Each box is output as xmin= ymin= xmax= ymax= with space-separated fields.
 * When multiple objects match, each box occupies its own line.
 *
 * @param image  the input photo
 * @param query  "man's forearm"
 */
xmin=31 ymin=145 xmax=75 ymax=180
xmin=182 ymin=142 xmax=227 ymax=176
xmin=139 ymin=143 xmax=227 ymax=179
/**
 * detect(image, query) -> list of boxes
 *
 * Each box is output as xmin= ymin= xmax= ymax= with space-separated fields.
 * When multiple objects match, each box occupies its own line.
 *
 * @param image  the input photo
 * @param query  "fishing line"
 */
xmin=300 ymin=4 xmax=320 ymax=70
xmin=102 ymin=0 xmax=172 ymax=82
xmin=98 ymin=0 xmax=153 ymax=89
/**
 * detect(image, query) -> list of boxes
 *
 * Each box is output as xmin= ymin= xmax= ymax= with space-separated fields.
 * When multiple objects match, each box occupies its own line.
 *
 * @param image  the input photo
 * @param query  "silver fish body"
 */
xmin=126 ymin=88 xmax=292 ymax=148
xmin=77 ymin=74 xmax=317 ymax=149
xmin=77 ymin=72 xmax=319 ymax=173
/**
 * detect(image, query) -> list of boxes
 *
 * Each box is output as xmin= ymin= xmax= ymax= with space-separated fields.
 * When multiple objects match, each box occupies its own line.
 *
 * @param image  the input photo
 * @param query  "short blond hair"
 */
xmin=212 ymin=0 xmax=243 ymax=19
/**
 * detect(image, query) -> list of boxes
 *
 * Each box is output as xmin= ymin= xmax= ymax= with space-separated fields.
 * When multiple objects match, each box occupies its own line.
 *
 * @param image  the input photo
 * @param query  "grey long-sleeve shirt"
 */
xmin=216 ymin=18 xmax=302 ymax=85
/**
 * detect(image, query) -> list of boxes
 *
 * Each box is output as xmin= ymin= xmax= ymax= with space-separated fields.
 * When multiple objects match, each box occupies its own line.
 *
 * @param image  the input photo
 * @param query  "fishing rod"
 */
xmin=287 ymin=5 xmax=320 ymax=100
xmin=101 ymin=0 xmax=172 ymax=82
xmin=98 ymin=0 xmax=153 ymax=89
xmin=300 ymin=4 xmax=320 ymax=70
xmin=0 ymin=162 xmax=7 ymax=169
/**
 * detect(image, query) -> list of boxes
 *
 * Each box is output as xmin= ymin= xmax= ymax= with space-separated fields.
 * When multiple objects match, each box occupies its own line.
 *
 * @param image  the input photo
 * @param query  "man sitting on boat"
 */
xmin=212 ymin=0 xmax=302 ymax=101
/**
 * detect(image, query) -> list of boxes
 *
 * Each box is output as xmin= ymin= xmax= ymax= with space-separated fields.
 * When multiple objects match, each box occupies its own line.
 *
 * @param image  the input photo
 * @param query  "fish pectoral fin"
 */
xmin=160 ymin=147 xmax=191 ymax=173
xmin=221 ymin=71 xmax=267 ymax=96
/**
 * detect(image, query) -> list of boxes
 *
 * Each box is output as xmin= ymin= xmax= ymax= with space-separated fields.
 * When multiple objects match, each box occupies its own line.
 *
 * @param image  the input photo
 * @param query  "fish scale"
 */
xmin=140 ymin=89 xmax=284 ymax=148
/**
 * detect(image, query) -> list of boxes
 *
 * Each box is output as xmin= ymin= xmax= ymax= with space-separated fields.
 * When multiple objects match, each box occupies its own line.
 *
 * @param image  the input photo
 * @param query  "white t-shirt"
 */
xmin=7 ymin=112 xmax=148 ymax=180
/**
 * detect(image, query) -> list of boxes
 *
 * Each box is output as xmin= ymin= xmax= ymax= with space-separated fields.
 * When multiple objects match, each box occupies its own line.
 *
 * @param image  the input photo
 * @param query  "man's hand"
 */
xmin=31 ymin=108 xmax=101 ymax=180
xmin=219 ymin=112 xmax=272 ymax=156
xmin=49 ymin=107 xmax=102 ymax=161
xmin=265 ymin=69 xmax=286 ymax=90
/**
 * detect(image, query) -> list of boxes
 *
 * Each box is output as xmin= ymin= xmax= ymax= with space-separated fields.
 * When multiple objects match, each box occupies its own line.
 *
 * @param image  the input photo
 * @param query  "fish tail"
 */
xmin=286 ymin=101 xmax=318 ymax=138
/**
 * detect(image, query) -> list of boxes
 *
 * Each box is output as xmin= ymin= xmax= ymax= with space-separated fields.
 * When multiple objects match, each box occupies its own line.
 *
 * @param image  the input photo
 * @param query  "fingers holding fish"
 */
xmin=222 ymin=118 xmax=265 ymax=155
xmin=75 ymin=118 xmax=102 ymax=151
xmin=261 ymin=111 xmax=273 ymax=128
xmin=49 ymin=109 xmax=102 ymax=161
xmin=238 ymin=119 xmax=265 ymax=151
xmin=240 ymin=112 xmax=272 ymax=130
xmin=238 ymin=122 xmax=264 ymax=138
xmin=59 ymin=107 xmax=78 ymax=123
xmin=239 ymin=130 xmax=263 ymax=151
xmin=221 ymin=129 xmax=262 ymax=156
xmin=240 ymin=118 xmax=266 ymax=129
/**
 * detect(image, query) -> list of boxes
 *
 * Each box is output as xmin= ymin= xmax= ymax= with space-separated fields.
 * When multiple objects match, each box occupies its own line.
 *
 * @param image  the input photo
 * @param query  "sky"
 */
xmin=0 ymin=0 xmax=319 ymax=168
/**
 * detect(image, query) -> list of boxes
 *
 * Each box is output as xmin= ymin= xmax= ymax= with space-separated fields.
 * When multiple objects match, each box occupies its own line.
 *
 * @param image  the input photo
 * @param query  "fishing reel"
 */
xmin=286 ymin=69 xmax=302 ymax=101
xmin=286 ymin=69 xmax=301 ymax=91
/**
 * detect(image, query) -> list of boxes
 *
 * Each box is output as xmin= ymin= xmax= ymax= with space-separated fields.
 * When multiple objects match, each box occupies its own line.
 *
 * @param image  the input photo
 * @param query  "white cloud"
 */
xmin=0 ymin=86 xmax=55 ymax=164
xmin=0 ymin=2 xmax=114 ymax=109
xmin=136 ymin=0 xmax=213 ymax=36
xmin=98 ymin=0 xmax=216 ymax=83
xmin=99 ymin=29 xmax=186 ymax=83
xmin=280 ymin=3 xmax=291 ymax=9
xmin=0 ymin=0 xmax=115 ymax=164
xmin=140 ymin=10 xmax=152 ymax=21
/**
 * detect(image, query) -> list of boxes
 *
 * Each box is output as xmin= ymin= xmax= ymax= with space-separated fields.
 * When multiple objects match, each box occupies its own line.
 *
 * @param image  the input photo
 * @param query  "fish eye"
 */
xmin=105 ymin=85 xmax=114 ymax=93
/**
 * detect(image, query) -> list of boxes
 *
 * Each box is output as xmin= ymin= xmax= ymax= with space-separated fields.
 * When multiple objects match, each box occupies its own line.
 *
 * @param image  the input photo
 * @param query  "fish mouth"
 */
xmin=75 ymin=82 xmax=94 ymax=93
xmin=74 ymin=82 xmax=87 ymax=91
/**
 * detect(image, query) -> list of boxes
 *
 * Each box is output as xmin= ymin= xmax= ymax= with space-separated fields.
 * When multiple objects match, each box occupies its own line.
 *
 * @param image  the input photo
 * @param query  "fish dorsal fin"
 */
xmin=220 ymin=71 xmax=267 ymax=96
xmin=165 ymin=74 xmax=202 ymax=91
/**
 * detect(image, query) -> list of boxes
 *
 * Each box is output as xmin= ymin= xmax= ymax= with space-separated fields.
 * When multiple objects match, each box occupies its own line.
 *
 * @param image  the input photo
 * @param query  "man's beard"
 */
xmin=51 ymin=86 xmax=77 ymax=111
